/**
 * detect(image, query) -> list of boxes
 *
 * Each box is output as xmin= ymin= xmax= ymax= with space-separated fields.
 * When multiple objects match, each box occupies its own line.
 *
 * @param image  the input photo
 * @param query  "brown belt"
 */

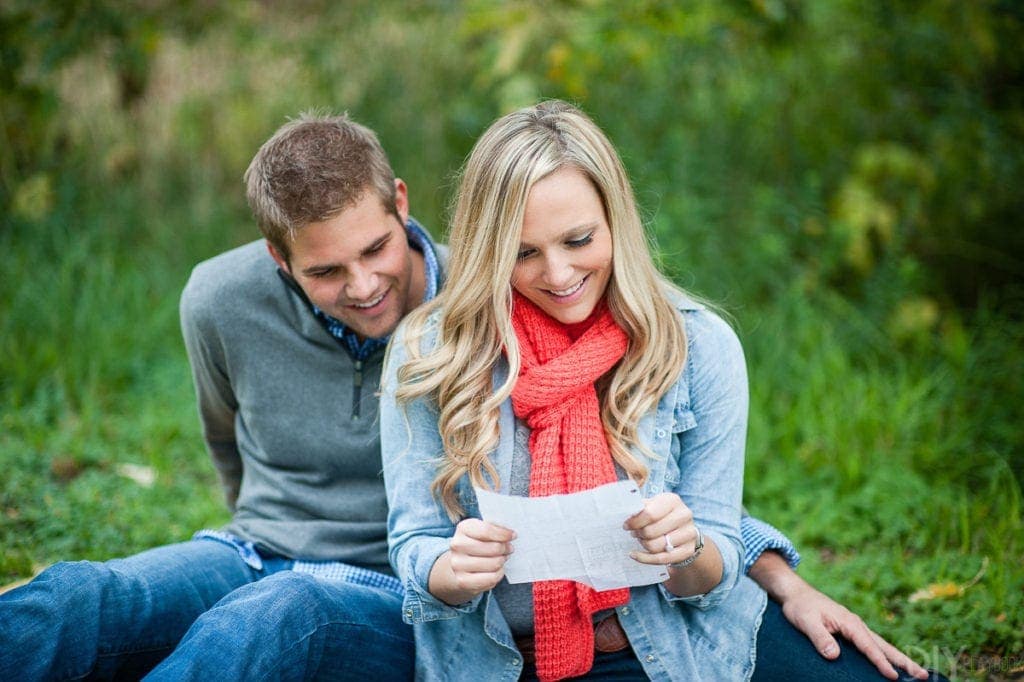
xmin=514 ymin=614 xmax=630 ymax=668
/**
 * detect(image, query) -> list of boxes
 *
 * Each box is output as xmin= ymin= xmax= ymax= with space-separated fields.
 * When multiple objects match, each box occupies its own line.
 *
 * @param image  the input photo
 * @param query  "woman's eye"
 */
xmin=567 ymin=233 xmax=594 ymax=248
xmin=516 ymin=249 xmax=535 ymax=260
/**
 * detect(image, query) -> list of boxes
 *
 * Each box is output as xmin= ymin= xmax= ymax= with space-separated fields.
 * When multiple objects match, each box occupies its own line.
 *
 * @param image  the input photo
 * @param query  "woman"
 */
xmin=380 ymin=100 xmax=934 ymax=681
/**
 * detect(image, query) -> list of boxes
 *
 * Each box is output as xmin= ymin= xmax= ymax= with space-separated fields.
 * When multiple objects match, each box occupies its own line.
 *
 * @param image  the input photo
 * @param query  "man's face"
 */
xmin=269 ymin=181 xmax=423 ymax=340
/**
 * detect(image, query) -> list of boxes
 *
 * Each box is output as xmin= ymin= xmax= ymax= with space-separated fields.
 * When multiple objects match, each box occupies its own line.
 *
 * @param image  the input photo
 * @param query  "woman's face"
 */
xmin=512 ymin=166 xmax=613 ymax=325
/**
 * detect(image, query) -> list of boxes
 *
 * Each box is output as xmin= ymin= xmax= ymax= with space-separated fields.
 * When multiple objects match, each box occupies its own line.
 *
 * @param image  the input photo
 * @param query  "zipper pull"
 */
xmin=352 ymin=359 xmax=363 ymax=419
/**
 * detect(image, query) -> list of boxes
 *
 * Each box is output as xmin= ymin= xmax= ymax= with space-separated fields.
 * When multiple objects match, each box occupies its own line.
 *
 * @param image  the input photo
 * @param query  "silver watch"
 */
xmin=669 ymin=525 xmax=704 ymax=569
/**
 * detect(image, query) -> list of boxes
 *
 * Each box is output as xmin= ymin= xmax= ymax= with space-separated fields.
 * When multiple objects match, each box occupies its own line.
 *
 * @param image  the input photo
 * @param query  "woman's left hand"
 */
xmin=625 ymin=493 xmax=723 ymax=597
xmin=624 ymin=492 xmax=700 ymax=565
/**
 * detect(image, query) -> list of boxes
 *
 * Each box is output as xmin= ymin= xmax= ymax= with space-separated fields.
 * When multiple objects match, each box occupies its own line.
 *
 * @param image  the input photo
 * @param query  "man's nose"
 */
xmin=345 ymin=266 xmax=378 ymax=301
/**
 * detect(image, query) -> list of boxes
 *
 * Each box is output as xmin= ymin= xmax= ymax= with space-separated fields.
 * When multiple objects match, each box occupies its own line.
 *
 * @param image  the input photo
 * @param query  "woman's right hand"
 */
xmin=429 ymin=519 xmax=515 ymax=605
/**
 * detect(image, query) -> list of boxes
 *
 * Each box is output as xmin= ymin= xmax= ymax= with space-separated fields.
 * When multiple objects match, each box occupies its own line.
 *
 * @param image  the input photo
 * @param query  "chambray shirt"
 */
xmin=381 ymin=291 xmax=769 ymax=681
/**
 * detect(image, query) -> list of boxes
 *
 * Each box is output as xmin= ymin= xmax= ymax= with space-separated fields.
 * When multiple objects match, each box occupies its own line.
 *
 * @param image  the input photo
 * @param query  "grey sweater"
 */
xmin=180 ymin=234 xmax=446 ymax=575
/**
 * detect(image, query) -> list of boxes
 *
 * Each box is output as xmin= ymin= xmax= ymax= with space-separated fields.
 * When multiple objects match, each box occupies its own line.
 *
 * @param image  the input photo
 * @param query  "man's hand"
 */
xmin=748 ymin=550 xmax=929 ymax=680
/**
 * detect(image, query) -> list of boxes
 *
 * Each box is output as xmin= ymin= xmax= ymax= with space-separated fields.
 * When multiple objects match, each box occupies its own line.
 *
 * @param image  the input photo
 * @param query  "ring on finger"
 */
xmin=664 ymin=533 xmax=675 ymax=552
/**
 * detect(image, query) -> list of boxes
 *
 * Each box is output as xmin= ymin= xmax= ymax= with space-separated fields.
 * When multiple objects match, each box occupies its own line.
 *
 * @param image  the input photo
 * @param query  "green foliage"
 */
xmin=457 ymin=0 xmax=1024 ymax=310
xmin=740 ymin=284 xmax=1023 ymax=663
xmin=1 ymin=1 xmax=1021 ymax=676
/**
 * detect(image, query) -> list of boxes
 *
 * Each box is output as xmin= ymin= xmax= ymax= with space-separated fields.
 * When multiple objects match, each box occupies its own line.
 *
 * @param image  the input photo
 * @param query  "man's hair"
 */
xmin=244 ymin=111 xmax=398 ymax=260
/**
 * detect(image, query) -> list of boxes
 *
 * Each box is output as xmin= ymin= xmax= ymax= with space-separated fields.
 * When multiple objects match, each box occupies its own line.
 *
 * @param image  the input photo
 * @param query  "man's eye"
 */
xmin=311 ymin=269 xmax=336 ymax=278
xmin=567 ymin=233 xmax=593 ymax=248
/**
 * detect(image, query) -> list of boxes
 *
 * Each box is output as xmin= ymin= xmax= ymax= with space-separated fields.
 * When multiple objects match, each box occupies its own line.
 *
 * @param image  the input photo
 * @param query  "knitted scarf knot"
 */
xmin=510 ymin=292 xmax=631 ymax=681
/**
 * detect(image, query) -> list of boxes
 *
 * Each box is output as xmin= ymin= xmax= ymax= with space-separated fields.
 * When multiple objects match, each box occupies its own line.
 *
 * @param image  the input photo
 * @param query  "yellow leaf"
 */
xmin=908 ymin=558 xmax=989 ymax=603
xmin=888 ymin=296 xmax=940 ymax=342
xmin=908 ymin=582 xmax=961 ymax=602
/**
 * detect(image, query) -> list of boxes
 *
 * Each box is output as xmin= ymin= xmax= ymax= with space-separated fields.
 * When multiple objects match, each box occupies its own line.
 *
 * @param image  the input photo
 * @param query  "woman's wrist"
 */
xmin=428 ymin=550 xmax=481 ymax=606
xmin=663 ymin=534 xmax=723 ymax=597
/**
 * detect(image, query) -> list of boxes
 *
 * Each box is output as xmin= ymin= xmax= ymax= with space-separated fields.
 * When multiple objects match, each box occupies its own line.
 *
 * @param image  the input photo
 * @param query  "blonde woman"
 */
xmin=381 ymin=101 xmax=942 ymax=681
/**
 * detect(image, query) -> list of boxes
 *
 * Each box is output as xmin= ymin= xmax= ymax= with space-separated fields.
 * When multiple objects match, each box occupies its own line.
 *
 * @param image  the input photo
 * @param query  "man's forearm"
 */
xmin=747 ymin=548 xmax=810 ymax=602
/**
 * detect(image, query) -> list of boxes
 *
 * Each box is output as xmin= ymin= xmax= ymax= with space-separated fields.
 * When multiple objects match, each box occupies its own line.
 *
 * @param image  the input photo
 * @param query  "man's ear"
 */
xmin=394 ymin=178 xmax=410 ymax=224
xmin=266 ymin=241 xmax=290 ymax=274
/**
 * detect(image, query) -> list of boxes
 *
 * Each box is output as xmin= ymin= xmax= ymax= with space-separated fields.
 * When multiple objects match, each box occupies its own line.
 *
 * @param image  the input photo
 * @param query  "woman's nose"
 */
xmin=541 ymin=255 xmax=574 ymax=289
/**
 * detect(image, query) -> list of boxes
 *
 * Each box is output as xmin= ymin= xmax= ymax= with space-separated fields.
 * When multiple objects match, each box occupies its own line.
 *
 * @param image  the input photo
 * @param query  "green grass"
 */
xmin=739 ymin=286 xmax=1023 ymax=675
xmin=0 ymin=176 xmax=237 ymax=575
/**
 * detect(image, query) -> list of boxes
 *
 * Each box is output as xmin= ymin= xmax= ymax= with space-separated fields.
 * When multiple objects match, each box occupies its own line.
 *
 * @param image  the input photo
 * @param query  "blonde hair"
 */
xmin=397 ymin=100 xmax=687 ymax=519
xmin=244 ymin=111 xmax=398 ymax=260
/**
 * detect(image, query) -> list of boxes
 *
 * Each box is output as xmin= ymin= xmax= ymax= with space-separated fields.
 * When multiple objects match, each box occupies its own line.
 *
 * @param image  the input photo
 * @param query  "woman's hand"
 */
xmin=428 ymin=519 xmax=515 ymax=606
xmin=625 ymin=492 xmax=700 ymax=564
xmin=625 ymin=492 xmax=723 ymax=596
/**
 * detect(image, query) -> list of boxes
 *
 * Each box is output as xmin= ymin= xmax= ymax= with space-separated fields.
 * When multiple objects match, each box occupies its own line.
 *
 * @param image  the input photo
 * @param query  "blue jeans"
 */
xmin=520 ymin=600 xmax=949 ymax=680
xmin=0 ymin=539 xmax=413 ymax=681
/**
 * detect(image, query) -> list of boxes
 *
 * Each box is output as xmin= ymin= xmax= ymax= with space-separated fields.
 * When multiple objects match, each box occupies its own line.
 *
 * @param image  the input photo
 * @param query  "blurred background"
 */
xmin=1 ymin=1 xmax=1021 ymax=677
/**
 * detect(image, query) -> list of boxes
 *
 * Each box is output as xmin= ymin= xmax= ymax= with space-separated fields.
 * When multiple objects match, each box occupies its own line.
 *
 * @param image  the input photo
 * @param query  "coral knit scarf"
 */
xmin=510 ymin=293 xmax=631 ymax=681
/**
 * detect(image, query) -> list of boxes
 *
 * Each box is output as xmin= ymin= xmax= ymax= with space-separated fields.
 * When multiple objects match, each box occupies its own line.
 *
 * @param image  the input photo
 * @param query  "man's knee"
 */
xmin=209 ymin=571 xmax=403 ymax=631
xmin=196 ymin=571 xmax=321 ymax=624
xmin=149 ymin=573 xmax=410 ymax=681
xmin=169 ymin=572 xmax=336 ymax=658
xmin=237 ymin=569 xmax=323 ymax=600
xmin=7 ymin=560 xmax=112 ymax=609
xmin=0 ymin=561 xmax=122 ymax=680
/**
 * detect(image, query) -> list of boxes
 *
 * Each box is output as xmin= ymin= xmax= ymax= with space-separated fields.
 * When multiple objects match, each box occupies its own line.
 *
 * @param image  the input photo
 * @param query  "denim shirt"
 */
xmin=381 ymin=291 xmax=768 ymax=681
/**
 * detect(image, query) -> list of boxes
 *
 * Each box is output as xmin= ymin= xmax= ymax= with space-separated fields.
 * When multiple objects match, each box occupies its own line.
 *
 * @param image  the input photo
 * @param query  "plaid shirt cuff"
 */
xmin=740 ymin=515 xmax=801 ymax=573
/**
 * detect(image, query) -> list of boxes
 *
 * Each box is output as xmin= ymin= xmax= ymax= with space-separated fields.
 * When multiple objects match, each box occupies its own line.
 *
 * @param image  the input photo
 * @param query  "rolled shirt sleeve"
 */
xmin=741 ymin=514 xmax=801 ymax=572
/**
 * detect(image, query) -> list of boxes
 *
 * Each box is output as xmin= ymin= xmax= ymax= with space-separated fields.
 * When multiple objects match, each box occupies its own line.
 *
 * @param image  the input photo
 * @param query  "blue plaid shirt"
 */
xmin=741 ymin=515 xmax=800 ymax=571
xmin=193 ymin=530 xmax=403 ymax=596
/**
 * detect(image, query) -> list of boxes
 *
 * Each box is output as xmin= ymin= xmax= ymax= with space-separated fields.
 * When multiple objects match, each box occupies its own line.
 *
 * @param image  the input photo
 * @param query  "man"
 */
xmin=0 ymin=113 xmax=926 ymax=680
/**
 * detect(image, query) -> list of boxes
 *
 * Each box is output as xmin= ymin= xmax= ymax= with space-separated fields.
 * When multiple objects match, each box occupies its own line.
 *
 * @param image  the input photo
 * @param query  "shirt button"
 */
xmin=404 ymin=609 xmax=413 ymax=618
xmin=512 ymin=658 xmax=521 ymax=666
xmin=646 ymin=654 xmax=656 ymax=663
xmin=620 ymin=606 xmax=630 ymax=616
xmin=656 ymin=428 xmax=667 ymax=438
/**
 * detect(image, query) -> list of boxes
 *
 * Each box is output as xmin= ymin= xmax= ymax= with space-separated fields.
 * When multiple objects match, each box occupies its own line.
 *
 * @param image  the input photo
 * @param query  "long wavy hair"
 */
xmin=396 ymin=100 xmax=688 ymax=519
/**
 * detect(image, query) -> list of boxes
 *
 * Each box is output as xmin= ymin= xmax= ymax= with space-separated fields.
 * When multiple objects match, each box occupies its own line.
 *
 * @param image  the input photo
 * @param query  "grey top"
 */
xmin=491 ymin=422 xmax=535 ymax=635
xmin=180 ymin=233 xmax=446 ymax=575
